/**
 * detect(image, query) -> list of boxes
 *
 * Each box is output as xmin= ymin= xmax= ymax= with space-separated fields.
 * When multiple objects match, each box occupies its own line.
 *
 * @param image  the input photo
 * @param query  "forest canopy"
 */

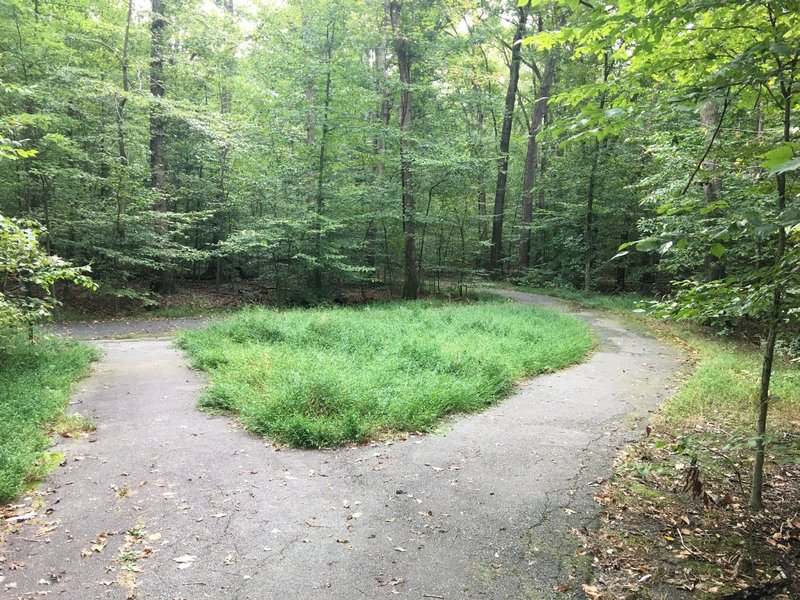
xmin=1 ymin=0 xmax=796 ymax=310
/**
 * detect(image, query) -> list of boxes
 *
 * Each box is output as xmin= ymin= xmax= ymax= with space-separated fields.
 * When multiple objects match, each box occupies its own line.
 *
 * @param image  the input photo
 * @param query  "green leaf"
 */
xmin=768 ymin=156 xmax=800 ymax=176
xmin=709 ymin=243 xmax=725 ymax=258
xmin=760 ymin=144 xmax=793 ymax=169
xmin=635 ymin=237 xmax=663 ymax=252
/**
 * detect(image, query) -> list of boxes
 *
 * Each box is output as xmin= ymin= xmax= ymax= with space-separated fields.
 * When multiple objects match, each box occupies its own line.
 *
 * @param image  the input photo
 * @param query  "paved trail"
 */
xmin=2 ymin=291 xmax=681 ymax=599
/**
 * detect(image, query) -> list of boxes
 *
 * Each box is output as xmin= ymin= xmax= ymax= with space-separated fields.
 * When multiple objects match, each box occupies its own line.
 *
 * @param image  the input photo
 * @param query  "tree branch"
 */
xmin=681 ymin=92 xmax=731 ymax=196
xmin=520 ymin=56 xmax=542 ymax=80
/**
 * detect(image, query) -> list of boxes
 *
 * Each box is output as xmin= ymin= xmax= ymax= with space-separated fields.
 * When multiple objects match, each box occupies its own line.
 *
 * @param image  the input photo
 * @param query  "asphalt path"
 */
xmin=1 ymin=291 xmax=681 ymax=599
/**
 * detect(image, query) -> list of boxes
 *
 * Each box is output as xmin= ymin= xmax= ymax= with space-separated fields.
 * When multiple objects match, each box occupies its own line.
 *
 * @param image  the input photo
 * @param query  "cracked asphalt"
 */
xmin=1 ymin=290 xmax=681 ymax=599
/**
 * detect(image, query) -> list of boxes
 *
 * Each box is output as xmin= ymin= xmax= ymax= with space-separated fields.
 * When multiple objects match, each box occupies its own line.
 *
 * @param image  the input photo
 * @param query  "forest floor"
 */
xmin=0 ymin=290 xmax=681 ymax=599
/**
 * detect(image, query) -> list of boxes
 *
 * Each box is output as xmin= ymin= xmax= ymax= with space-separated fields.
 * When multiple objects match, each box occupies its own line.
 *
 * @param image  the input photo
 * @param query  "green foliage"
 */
xmin=0 ymin=215 xmax=96 ymax=327
xmin=661 ymin=335 xmax=800 ymax=428
xmin=0 ymin=332 xmax=96 ymax=502
xmin=177 ymin=302 xmax=594 ymax=447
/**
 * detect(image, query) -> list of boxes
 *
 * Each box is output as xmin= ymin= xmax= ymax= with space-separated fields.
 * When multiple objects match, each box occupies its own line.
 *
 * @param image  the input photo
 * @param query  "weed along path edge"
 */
xmin=1 ymin=291 xmax=681 ymax=600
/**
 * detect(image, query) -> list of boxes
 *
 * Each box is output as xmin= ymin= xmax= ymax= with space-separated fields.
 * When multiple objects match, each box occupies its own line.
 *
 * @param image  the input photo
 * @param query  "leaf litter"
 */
xmin=578 ymin=423 xmax=799 ymax=599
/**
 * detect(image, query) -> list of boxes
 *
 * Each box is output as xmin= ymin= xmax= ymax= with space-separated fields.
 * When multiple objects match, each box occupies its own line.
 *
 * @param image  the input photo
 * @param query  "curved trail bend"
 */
xmin=3 ymin=291 xmax=681 ymax=599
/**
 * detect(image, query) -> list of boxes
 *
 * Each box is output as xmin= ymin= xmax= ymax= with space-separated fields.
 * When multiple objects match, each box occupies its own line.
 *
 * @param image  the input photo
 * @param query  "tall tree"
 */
xmin=582 ymin=52 xmax=610 ymax=291
xmin=150 ymin=0 xmax=174 ymax=292
xmin=389 ymin=0 xmax=418 ymax=299
xmin=489 ymin=5 xmax=527 ymax=273
xmin=517 ymin=14 xmax=557 ymax=271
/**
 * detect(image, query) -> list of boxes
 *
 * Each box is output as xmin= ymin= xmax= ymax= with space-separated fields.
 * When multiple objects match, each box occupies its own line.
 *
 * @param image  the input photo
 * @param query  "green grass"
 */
xmin=661 ymin=335 xmax=800 ymax=428
xmin=177 ymin=301 xmax=595 ymax=448
xmin=0 ymin=331 xmax=97 ymax=503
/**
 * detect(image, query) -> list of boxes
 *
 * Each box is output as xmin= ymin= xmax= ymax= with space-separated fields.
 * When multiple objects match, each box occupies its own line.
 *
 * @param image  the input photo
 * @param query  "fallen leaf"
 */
xmin=35 ymin=522 xmax=60 ymax=537
xmin=582 ymin=583 xmax=601 ymax=599
xmin=173 ymin=554 xmax=196 ymax=569
xmin=5 ymin=511 xmax=36 ymax=524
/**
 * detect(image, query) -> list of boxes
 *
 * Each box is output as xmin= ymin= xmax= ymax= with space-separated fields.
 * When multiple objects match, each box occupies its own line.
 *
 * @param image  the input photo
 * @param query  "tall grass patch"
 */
xmin=178 ymin=302 xmax=594 ymax=447
xmin=0 ymin=332 xmax=96 ymax=502
xmin=660 ymin=336 xmax=800 ymax=428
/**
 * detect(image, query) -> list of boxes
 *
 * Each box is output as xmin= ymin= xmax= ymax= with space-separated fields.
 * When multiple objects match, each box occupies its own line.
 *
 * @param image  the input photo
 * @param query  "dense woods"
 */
xmin=1 ymin=0 xmax=796 ymax=305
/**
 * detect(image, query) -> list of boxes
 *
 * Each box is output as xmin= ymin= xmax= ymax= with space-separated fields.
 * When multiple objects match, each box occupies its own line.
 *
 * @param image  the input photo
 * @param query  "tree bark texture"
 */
xmin=700 ymin=102 xmax=725 ymax=281
xmin=750 ymin=82 xmax=792 ymax=511
xmin=517 ymin=50 xmax=556 ymax=271
xmin=313 ymin=21 xmax=335 ymax=292
xmin=150 ymin=0 xmax=175 ymax=293
xmin=389 ymin=0 xmax=418 ymax=299
xmin=489 ymin=7 xmax=527 ymax=274
xmin=583 ymin=53 xmax=610 ymax=291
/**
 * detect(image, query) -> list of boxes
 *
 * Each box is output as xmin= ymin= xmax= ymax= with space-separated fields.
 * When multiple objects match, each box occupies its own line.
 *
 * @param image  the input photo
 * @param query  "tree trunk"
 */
xmin=313 ymin=21 xmax=335 ymax=292
xmin=701 ymin=102 xmax=725 ymax=281
xmin=115 ymin=0 xmax=132 ymax=166
xmin=111 ymin=0 xmax=133 ymax=247
xmin=750 ymin=84 xmax=791 ymax=511
xmin=474 ymin=80 xmax=488 ymax=245
xmin=389 ymin=0 xmax=417 ymax=300
xmin=369 ymin=20 xmax=391 ymax=278
xmin=213 ymin=0 xmax=235 ymax=288
xmin=584 ymin=138 xmax=599 ymax=291
xmin=583 ymin=53 xmax=610 ymax=292
xmin=150 ymin=0 xmax=174 ymax=293
xmin=518 ymin=50 xmax=556 ymax=272
xmin=489 ymin=7 xmax=527 ymax=274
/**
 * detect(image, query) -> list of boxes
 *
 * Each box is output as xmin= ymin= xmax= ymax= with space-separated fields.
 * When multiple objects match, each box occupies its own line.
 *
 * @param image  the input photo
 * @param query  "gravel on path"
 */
xmin=2 ymin=291 xmax=682 ymax=599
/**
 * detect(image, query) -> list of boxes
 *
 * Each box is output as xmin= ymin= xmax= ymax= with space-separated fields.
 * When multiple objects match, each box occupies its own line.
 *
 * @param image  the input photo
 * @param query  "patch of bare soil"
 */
xmin=582 ymin=423 xmax=800 ymax=599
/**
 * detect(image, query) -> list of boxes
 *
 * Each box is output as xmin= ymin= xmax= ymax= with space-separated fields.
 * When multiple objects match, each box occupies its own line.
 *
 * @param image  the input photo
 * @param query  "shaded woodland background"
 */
xmin=0 ymin=0 xmax=797 ymax=309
